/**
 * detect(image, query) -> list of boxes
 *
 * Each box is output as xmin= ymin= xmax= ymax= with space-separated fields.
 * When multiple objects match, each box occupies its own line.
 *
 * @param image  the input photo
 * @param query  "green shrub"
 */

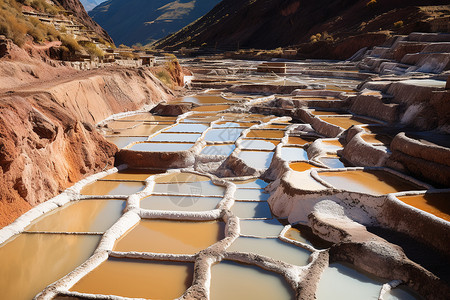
xmin=155 ymin=70 xmax=172 ymax=86
xmin=60 ymin=34 xmax=81 ymax=52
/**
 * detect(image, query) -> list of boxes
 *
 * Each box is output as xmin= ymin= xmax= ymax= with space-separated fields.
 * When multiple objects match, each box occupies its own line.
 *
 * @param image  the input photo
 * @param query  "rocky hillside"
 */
xmin=89 ymin=0 xmax=221 ymax=46
xmin=155 ymin=0 xmax=450 ymax=53
xmin=0 ymin=37 xmax=175 ymax=228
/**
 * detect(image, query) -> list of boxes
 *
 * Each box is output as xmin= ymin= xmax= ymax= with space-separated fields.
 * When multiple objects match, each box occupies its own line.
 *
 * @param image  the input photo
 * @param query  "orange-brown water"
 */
xmin=0 ymin=234 xmax=100 ymax=300
xmin=287 ymin=136 xmax=314 ymax=146
xmin=310 ymin=110 xmax=349 ymax=116
xmin=25 ymin=199 xmax=124 ymax=233
xmin=319 ymin=170 xmax=421 ymax=195
xmin=397 ymin=193 xmax=450 ymax=222
xmin=105 ymin=136 xmax=148 ymax=149
xmin=284 ymin=227 xmax=311 ymax=245
xmin=181 ymin=95 xmax=233 ymax=104
xmin=233 ymin=178 xmax=268 ymax=189
xmin=102 ymin=169 xmax=165 ymax=181
xmin=192 ymin=105 xmax=231 ymax=112
xmin=263 ymin=124 xmax=288 ymax=129
xmin=116 ymin=114 xmax=177 ymax=122
xmin=117 ymin=124 xmax=169 ymax=136
xmin=71 ymin=258 xmax=193 ymax=299
xmin=246 ymin=130 xmax=285 ymax=139
xmin=320 ymin=116 xmax=377 ymax=129
xmin=114 ymin=220 xmax=225 ymax=254
xmin=154 ymin=172 xmax=210 ymax=183
xmin=289 ymin=162 xmax=319 ymax=172
xmin=210 ymin=260 xmax=294 ymax=300
xmin=80 ymin=181 xmax=145 ymax=196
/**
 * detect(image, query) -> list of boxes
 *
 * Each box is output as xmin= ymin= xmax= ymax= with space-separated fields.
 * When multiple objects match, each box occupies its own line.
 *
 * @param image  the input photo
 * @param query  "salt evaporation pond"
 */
xmin=316 ymin=263 xmax=419 ymax=300
xmin=210 ymin=260 xmax=294 ymax=300
xmin=0 ymin=234 xmax=100 ymax=300
xmin=232 ymin=201 xmax=273 ymax=219
xmin=227 ymin=237 xmax=310 ymax=266
xmin=201 ymin=144 xmax=236 ymax=156
xmin=140 ymin=195 xmax=221 ymax=211
xmin=397 ymin=192 xmax=450 ymax=222
xmin=129 ymin=142 xmax=194 ymax=152
xmin=114 ymin=220 xmax=225 ymax=254
xmin=71 ymin=258 xmax=194 ymax=299
xmin=25 ymin=199 xmax=125 ymax=233
xmin=319 ymin=170 xmax=422 ymax=195
xmin=234 ymin=188 xmax=270 ymax=201
xmin=81 ymin=180 xmax=146 ymax=196
xmin=237 ymin=151 xmax=274 ymax=169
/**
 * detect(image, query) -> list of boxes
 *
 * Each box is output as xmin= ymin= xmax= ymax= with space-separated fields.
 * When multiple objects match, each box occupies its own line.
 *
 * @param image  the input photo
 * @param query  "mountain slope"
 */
xmin=89 ymin=0 xmax=221 ymax=46
xmin=155 ymin=0 xmax=449 ymax=50
xmin=80 ymin=0 xmax=102 ymax=12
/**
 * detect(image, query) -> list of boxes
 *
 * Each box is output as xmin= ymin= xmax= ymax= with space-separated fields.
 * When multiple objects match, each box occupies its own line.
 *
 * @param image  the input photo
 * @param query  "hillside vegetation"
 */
xmin=0 ymin=0 xmax=112 ymax=58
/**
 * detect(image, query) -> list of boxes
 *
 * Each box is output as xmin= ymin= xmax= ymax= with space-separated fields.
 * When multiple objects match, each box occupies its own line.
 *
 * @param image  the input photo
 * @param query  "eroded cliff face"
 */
xmin=0 ymin=51 xmax=174 ymax=228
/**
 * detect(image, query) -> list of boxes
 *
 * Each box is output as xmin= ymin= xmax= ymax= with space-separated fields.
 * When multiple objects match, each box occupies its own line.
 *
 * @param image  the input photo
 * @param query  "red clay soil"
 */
xmin=0 ymin=40 xmax=176 ymax=228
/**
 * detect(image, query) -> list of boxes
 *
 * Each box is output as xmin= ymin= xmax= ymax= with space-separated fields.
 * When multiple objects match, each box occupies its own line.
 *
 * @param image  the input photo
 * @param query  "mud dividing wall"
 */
xmin=0 ymin=67 xmax=172 ymax=227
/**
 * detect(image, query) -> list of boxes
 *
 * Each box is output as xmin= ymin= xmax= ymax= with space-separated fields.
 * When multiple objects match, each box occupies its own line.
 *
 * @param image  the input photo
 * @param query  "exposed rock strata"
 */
xmin=0 ymin=65 xmax=173 ymax=228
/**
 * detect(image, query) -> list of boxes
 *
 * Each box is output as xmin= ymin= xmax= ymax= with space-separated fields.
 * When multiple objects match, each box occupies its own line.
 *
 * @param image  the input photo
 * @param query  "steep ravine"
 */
xmin=0 ymin=66 xmax=174 ymax=228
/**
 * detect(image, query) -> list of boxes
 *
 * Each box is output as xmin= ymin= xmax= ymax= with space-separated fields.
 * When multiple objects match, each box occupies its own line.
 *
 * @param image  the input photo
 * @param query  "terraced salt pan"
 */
xmin=397 ymin=192 xmax=450 ymax=222
xmin=321 ymin=139 xmax=344 ymax=151
xmin=287 ymin=136 xmax=315 ymax=145
xmin=316 ymin=263 xmax=419 ymax=300
xmin=210 ymin=260 xmax=294 ymax=300
xmin=164 ymin=123 xmax=209 ymax=133
xmin=201 ymin=144 xmax=236 ymax=156
xmin=152 ymin=181 xmax=225 ymax=196
xmin=105 ymin=136 xmax=147 ymax=148
xmin=114 ymin=219 xmax=225 ymax=254
xmin=240 ymin=219 xmax=285 ymax=237
xmin=233 ymin=178 xmax=269 ymax=189
xmin=140 ymin=195 xmax=221 ymax=212
xmin=204 ymin=128 xmax=243 ymax=142
xmin=192 ymin=104 xmax=231 ymax=112
xmin=180 ymin=95 xmax=234 ymax=104
xmin=129 ymin=142 xmax=195 ymax=152
xmin=240 ymin=139 xmax=279 ymax=150
xmin=320 ymin=116 xmax=380 ymax=129
xmin=81 ymin=180 xmax=145 ymax=196
xmin=117 ymin=124 xmax=169 ymax=136
xmin=149 ymin=133 xmax=201 ymax=143
xmin=310 ymin=110 xmax=350 ymax=116
xmin=0 ymin=233 xmax=100 ymax=300
xmin=154 ymin=172 xmax=210 ymax=183
xmin=213 ymin=121 xmax=256 ymax=128
xmin=227 ymin=237 xmax=310 ymax=266
xmin=116 ymin=114 xmax=177 ymax=122
xmin=280 ymin=146 xmax=309 ymax=162
xmin=232 ymin=201 xmax=273 ymax=219
xmin=319 ymin=157 xmax=348 ymax=169
xmin=25 ymin=199 xmax=125 ymax=233
xmin=234 ymin=189 xmax=270 ymax=201
xmin=101 ymin=168 xmax=165 ymax=181
xmin=318 ymin=170 xmax=423 ymax=196
xmin=289 ymin=162 xmax=320 ymax=172
xmin=70 ymin=258 xmax=194 ymax=299
xmin=238 ymin=151 xmax=274 ymax=169
xmin=246 ymin=129 xmax=285 ymax=139
xmin=284 ymin=227 xmax=312 ymax=245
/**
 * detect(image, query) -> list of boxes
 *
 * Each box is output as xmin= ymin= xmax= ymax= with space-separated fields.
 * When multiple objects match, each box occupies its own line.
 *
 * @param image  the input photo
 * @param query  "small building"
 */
xmin=140 ymin=55 xmax=155 ymax=66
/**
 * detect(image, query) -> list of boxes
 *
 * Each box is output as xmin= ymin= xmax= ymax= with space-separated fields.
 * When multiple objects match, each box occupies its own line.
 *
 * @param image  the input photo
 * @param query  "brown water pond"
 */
xmin=397 ymin=193 xmax=450 ymax=222
xmin=114 ymin=220 xmax=225 ymax=254
xmin=71 ymin=258 xmax=193 ymax=299
xmin=0 ymin=233 xmax=100 ymax=300
xmin=319 ymin=170 xmax=422 ymax=196
xmin=80 ymin=180 xmax=145 ymax=196
xmin=25 ymin=199 xmax=125 ymax=233
xmin=210 ymin=260 xmax=294 ymax=300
